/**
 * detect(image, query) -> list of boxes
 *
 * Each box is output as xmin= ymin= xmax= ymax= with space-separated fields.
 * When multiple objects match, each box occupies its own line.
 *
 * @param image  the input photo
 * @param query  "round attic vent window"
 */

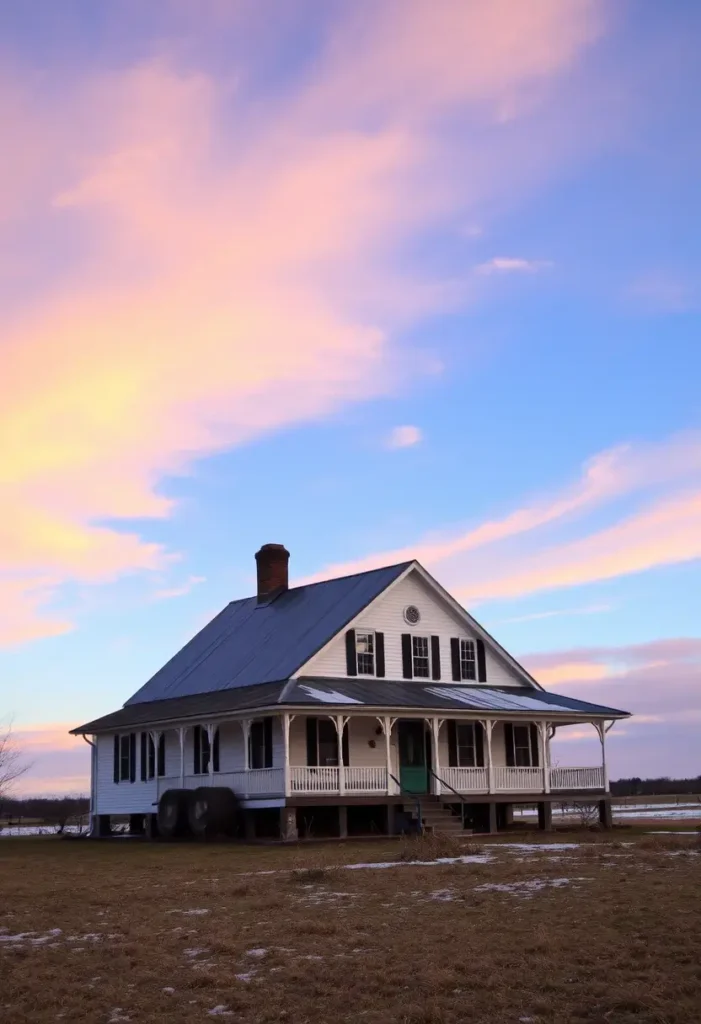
xmin=404 ymin=604 xmax=421 ymax=625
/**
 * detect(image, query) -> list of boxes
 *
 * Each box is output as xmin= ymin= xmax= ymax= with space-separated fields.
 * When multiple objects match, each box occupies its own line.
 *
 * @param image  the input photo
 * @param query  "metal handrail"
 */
xmin=388 ymin=773 xmax=423 ymax=834
xmin=428 ymin=767 xmax=466 ymax=829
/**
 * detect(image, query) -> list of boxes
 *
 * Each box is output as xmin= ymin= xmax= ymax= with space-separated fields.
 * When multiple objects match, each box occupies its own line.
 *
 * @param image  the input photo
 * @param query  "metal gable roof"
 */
xmin=125 ymin=562 xmax=411 ymax=706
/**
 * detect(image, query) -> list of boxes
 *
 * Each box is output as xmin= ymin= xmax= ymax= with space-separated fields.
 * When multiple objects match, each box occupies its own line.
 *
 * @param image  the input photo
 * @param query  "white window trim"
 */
xmin=411 ymin=634 xmax=432 ymax=680
xmin=355 ymin=630 xmax=376 ymax=677
xmin=459 ymin=638 xmax=477 ymax=682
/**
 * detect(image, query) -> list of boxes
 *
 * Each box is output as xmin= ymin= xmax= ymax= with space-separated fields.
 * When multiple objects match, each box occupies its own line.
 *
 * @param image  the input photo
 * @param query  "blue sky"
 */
xmin=1 ymin=0 xmax=699 ymax=792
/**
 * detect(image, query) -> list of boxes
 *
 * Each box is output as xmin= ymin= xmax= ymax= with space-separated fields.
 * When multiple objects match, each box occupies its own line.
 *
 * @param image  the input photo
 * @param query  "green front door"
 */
xmin=398 ymin=720 xmax=429 ymax=794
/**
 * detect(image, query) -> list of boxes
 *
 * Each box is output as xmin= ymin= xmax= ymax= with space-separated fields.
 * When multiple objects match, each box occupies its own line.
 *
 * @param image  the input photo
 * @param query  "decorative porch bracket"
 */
xmin=593 ymin=719 xmax=614 ymax=793
xmin=206 ymin=723 xmax=216 ymax=782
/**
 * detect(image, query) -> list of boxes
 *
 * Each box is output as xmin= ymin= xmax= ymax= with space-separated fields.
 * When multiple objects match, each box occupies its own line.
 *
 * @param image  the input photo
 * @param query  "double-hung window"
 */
xmin=456 ymin=723 xmax=478 ymax=767
xmin=194 ymin=725 xmax=220 ymax=774
xmin=355 ymin=631 xmax=375 ymax=675
xmin=148 ymin=735 xmax=166 ymax=778
xmin=412 ymin=635 xmax=431 ymax=678
xmin=119 ymin=735 xmax=131 ymax=781
xmin=513 ymin=725 xmax=534 ymax=767
xmin=248 ymin=719 xmax=273 ymax=770
xmin=459 ymin=639 xmax=476 ymax=681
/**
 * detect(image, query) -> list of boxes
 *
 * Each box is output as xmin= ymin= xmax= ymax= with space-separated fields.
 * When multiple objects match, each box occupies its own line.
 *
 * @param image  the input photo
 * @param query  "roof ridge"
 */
xmin=221 ymin=558 xmax=415 ymax=606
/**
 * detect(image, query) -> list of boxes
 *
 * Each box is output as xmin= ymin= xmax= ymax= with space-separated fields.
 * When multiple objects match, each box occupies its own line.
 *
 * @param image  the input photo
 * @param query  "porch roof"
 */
xmin=71 ymin=676 xmax=629 ymax=734
xmin=285 ymin=678 xmax=630 ymax=717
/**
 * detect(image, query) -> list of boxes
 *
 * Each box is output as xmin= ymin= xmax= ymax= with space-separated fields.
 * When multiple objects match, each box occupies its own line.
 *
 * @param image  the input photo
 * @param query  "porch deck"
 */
xmin=157 ymin=764 xmax=605 ymax=800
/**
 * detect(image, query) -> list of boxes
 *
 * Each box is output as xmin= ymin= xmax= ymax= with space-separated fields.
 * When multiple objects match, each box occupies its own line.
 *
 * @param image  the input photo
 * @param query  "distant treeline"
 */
xmin=610 ymin=777 xmax=701 ymax=797
xmin=0 ymin=795 xmax=90 ymax=825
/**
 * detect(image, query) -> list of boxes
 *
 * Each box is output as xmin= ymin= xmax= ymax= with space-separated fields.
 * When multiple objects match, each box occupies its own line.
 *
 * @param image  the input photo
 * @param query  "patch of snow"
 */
xmin=299 ymin=684 xmax=363 ymax=704
xmin=208 ymin=1007 xmax=234 ymax=1017
xmin=475 ymin=877 xmax=586 ymax=898
xmin=246 ymin=947 xmax=268 ymax=957
xmin=168 ymin=908 xmax=210 ymax=916
xmin=488 ymin=842 xmax=580 ymax=852
xmin=183 ymin=948 xmax=209 ymax=959
xmin=107 ymin=1010 xmax=130 ymax=1023
xmin=234 ymin=970 xmax=257 ymax=982
xmin=344 ymin=853 xmax=490 ymax=871
xmin=162 ymin=987 xmax=175 ymax=995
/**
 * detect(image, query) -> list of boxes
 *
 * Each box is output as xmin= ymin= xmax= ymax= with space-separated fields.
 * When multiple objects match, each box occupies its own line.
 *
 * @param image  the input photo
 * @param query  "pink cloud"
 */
xmin=0 ymin=3 xmax=607 ymax=646
xmin=302 ymin=431 xmax=701 ymax=589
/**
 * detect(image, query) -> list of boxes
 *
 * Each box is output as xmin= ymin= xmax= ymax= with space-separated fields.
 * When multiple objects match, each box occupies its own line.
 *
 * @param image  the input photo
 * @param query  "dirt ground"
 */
xmin=1 ymin=832 xmax=700 ymax=1024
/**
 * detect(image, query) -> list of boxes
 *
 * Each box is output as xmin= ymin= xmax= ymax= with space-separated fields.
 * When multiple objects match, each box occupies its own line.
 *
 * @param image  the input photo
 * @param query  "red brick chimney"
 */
xmin=255 ymin=543 xmax=290 ymax=603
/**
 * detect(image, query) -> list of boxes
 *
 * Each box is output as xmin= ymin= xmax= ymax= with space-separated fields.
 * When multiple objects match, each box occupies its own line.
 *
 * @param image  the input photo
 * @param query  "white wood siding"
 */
xmin=95 ymin=733 xmax=157 ymax=815
xmin=298 ymin=569 xmax=524 ymax=687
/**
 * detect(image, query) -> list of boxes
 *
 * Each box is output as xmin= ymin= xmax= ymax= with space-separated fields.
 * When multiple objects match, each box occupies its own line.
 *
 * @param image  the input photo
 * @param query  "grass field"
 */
xmin=2 ymin=832 xmax=700 ymax=1023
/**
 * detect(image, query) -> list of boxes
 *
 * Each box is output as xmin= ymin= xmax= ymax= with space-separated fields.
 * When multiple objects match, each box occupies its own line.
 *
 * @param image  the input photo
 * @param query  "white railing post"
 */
xmin=483 ymin=720 xmax=495 ymax=794
xmin=595 ymin=720 xmax=613 ymax=793
xmin=379 ymin=716 xmax=396 ymax=794
xmin=283 ymin=714 xmax=292 ymax=798
xmin=335 ymin=715 xmax=349 ymax=796
xmin=431 ymin=718 xmax=443 ymax=796
xmin=539 ymin=722 xmax=550 ymax=794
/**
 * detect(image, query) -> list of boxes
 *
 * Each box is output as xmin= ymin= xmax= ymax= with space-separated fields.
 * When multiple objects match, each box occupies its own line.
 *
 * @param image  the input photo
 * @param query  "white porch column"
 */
xmin=539 ymin=721 xmax=550 ymax=793
xmin=378 ymin=716 xmax=396 ymax=794
xmin=149 ymin=730 xmax=161 ymax=785
xmin=595 ymin=720 xmax=612 ymax=792
xmin=206 ymin=723 xmax=216 ymax=784
xmin=431 ymin=718 xmax=443 ymax=796
xmin=239 ymin=718 xmax=251 ymax=798
xmin=178 ymin=726 xmax=186 ymax=787
xmin=483 ymin=720 xmax=495 ymax=793
xmin=334 ymin=715 xmax=349 ymax=796
xmin=282 ymin=713 xmax=292 ymax=797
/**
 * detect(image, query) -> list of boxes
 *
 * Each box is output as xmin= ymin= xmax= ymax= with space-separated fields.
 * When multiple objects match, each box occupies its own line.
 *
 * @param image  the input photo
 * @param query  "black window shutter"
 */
xmin=476 ymin=639 xmax=487 ymax=682
xmin=475 ymin=722 xmax=485 ymax=767
xmin=345 ymin=629 xmax=357 ymax=676
xmin=113 ymin=735 xmax=119 ymax=784
xmin=431 ymin=636 xmax=441 ymax=680
xmin=264 ymin=717 xmax=273 ymax=768
xmin=140 ymin=732 xmax=147 ymax=781
xmin=306 ymin=717 xmax=318 ymax=766
xmin=401 ymin=633 xmax=413 ymax=679
xmin=129 ymin=733 xmax=136 ymax=783
xmin=530 ymin=724 xmax=540 ymax=768
xmin=342 ymin=722 xmax=350 ymax=767
xmin=213 ymin=729 xmax=220 ymax=772
xmin=447 ymin=720 xmax=457 ymax=767
xmin=504 ymin=723 xmax=515 ymax=767
xmin=157 ymin=735 xmax=165 ymax=777
xmin=194 ymin=725 xmax=201 ymax=774
xmin=450 ymin=638 xmax=461 ymax=681
xmin=375 ymin=632 xmax=385 ymax=677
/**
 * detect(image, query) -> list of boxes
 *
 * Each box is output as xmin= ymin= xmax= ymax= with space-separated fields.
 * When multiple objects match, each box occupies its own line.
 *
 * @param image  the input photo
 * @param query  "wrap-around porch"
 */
xmin=154 ymin=712 xmax=610 ymax=801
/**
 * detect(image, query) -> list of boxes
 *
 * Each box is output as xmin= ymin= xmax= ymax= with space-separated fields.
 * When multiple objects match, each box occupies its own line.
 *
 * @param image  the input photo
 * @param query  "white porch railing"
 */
xmin=440 ymin=767 xmax=489 ymax=793
xmin=549 ymin=766 xmax=604 ymax=791
xmin=155 ymin=764 xmax=605 ymax=800
xmin=494 ymin=766 xmax=543 ymax=792
xmin=290 ymin=766 xmax=339 ymax=794
xmin=344 ymin=766 xmax=388 ymax=793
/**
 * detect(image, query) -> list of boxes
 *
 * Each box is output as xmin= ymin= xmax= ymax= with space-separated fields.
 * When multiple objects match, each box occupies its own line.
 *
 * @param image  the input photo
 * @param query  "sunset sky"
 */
xmin=2 ymin=0 xmax=699 ymax=795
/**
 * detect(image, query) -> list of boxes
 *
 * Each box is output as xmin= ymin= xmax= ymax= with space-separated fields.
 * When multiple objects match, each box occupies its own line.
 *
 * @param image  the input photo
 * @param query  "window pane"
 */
xmin=318 ymin=719 xmax=339 ymax=765
xmin=120 ymin=736 xmax=130 ymax=780
xmin=460 ymin=639 xmax=476 ymax=680
xmin=513 ymin=725 xmax=532 ymax=767
xmin=249 ymin=721 xmax=265 ymax=770
xmin=356 ymin=632 xmax=375 ymax=675
xmin=456 ymin=723 xmax=476 ymax=767
xmin=412 ymin=635 xmax=430 ymax=678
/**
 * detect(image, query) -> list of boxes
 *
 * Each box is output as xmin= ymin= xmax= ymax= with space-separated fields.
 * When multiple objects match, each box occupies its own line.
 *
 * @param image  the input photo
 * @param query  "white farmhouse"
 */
xmin=71 ymin=544 xmax=629 ymax=839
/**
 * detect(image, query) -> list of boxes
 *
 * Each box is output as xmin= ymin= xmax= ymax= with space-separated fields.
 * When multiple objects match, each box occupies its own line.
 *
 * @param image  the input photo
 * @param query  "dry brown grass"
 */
xmin=1 ymin=835 xmax=700 ymax=1023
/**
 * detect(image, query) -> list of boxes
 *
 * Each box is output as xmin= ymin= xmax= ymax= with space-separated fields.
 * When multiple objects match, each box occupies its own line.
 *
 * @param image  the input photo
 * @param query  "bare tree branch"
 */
xmin=0 ymin=722 xmax=30 ymax=798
